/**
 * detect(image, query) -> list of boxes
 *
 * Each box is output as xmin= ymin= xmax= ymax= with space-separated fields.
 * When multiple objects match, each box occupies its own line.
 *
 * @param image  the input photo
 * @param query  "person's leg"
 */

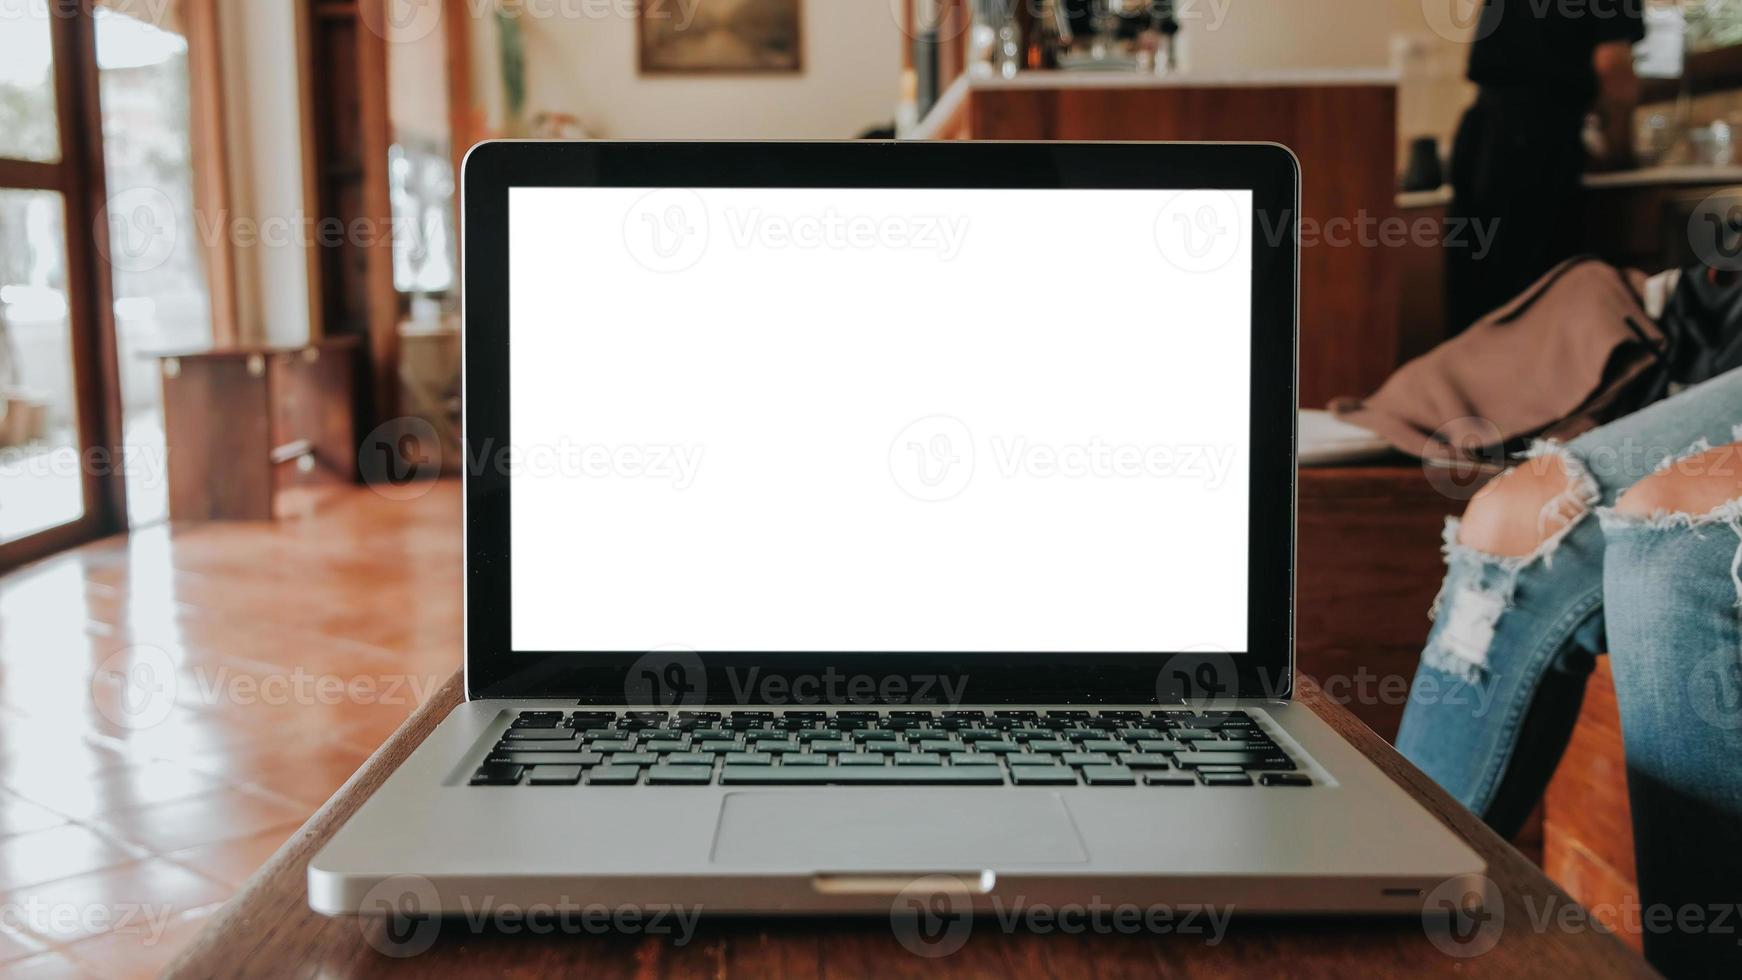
xmin=1602 ymin=442 xmax=1742 ymax=976
xmin=1396 ymin=369 xmax=1742 ymax=836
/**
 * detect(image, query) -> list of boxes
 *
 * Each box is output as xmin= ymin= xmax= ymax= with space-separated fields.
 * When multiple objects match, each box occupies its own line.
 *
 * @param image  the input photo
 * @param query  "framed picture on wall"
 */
xmin=638 ymin=0 xmax=804 ymax=74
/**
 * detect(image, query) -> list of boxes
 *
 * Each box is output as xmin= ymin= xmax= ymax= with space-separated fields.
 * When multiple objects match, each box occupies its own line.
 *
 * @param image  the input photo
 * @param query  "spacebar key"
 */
xmin=719 ymin=765 xmax=1005 ymax=785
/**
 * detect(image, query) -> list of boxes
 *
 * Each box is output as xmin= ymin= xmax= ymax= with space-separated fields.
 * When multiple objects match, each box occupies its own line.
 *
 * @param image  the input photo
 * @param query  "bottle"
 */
xmin=1026 ymin=0 xmax=1062 ymax=70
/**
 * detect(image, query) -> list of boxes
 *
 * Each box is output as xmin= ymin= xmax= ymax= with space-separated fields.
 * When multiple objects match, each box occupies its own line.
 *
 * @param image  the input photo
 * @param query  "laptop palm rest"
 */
xmin=709 ymin=791 xmax=1091 ymax=867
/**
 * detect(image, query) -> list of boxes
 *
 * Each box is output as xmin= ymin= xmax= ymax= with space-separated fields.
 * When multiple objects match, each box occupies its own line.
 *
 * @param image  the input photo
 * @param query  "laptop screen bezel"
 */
xmin=462 ymin=140 xmax=1298 ymax=705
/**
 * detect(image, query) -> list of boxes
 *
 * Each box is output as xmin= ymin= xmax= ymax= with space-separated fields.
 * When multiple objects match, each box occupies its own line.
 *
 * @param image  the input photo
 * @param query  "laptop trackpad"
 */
xmin=710 ymin=791 xmax=1090 ymax=867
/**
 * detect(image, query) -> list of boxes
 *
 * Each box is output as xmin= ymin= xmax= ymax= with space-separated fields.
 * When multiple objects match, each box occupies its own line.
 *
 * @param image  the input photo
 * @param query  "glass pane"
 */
xmin=0 ymin=190 xmax=84 ymax=543
xmin=96 ymin=5 xmax=211 ymax=528
xmin=0 ymin=0 xmax=62 ymax=163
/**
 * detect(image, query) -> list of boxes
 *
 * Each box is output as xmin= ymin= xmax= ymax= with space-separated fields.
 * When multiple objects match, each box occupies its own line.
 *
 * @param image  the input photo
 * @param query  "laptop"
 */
xmin=310 ymin=140 xmax=1485 ymax=920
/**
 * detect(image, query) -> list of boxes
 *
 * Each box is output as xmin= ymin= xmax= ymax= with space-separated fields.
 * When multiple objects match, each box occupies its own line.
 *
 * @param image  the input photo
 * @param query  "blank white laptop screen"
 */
xmin=508 ymin=187 xmax=1253 ymax=653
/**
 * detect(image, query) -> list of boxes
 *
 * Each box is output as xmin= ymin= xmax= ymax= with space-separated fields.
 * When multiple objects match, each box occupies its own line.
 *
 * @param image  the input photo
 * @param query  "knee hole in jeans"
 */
xmin=1458 ymin=451 xmax=1592 ymax=559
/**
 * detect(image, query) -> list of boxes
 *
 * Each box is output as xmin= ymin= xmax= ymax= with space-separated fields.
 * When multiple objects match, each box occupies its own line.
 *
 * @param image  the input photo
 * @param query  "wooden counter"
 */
xmin=913 ymin=72 xmax=1400 ymax=410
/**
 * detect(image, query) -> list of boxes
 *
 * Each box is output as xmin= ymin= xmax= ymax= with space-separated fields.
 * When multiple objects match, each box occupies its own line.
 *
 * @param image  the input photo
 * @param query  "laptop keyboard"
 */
xmin=469 ymin=709 xmax=1312 ymax=788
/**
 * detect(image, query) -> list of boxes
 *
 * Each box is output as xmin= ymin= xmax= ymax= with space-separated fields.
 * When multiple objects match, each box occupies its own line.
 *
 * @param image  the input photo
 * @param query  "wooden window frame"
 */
xmin=0 ymin=0 xmax=236 ymax=571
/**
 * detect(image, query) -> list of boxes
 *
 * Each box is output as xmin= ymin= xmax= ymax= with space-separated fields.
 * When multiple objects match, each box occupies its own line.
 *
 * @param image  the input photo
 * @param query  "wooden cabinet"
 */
xmin=951 ymin=78 xmax=1401 ymax=409
xmin=157 ymin=338 xmax=360 ymax=521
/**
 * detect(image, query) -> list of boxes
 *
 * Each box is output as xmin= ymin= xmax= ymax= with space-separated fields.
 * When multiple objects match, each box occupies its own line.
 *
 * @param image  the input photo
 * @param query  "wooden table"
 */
xmin=166 ymin=672 xmax=1655 ymax=978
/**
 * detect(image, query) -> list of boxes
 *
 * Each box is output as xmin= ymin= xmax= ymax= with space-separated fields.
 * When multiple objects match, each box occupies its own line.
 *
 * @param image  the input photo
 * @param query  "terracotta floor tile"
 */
xmin=0 ymin=859 xmax=231 ymax=945
xmin=164 ymin=825 xmax=298 ymax=889
xmin=0 ymin=792 xmax=68 ymax=840
xmin=0 ymin=484 xmax=463 ymax=972
xmin=0 ymin=952 xmax=98 ymax=979
xmin=64 ymin=904 xmax=219 ymax=980
xmin=0 ymin=922 xmax=48 ymax=964
xmin=2 ymin=761 xmax=225 ymax=822
xmin=91 ymin=789 xmax=311 ymax=855
xmin=0 ymin=826 xmax=140 ymax=893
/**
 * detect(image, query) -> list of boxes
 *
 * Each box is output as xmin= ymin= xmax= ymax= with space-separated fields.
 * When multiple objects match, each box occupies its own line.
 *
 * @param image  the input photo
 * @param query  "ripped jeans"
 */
xmin=1395 ymin=368 xmax=1742 ymax=976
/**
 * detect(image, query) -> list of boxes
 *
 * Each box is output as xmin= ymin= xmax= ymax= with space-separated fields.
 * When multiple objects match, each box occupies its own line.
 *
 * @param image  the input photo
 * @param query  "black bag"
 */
xmin=1650 ymin=267 xmax=1742 ymax=398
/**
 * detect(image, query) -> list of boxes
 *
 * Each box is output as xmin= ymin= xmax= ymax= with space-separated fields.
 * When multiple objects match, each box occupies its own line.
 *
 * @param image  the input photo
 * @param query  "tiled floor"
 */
xmin=0 ymin=483 xmax=461 ymax=977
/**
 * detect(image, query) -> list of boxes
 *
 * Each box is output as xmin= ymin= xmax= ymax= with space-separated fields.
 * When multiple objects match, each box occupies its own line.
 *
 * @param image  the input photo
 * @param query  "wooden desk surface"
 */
xmin=167 ymin=673 xmax=1655 ymax=979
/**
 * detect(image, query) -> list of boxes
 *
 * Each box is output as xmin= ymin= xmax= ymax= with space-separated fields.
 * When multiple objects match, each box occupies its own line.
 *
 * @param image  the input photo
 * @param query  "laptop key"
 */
xmin=1027 ymin=740 xmax=1075 ymax=754
xmin=973 ymin=741 xmax=1022 ymax=754
xmin=720 ymin=765 xmax=1004 ymax=785
xmin=490 ymin=752 xmax=604 ymax=767
xmin=1259 ymin=773 xmax=1313 ymax=787
xmin=528 ymin=765 xmax=584 ymax=785
xmin=724 ymin=752 xmax=773 ymax=766
xmin=836 ymin=754 xmax=887 ymax=766
xmin=588 ymin=740 xmax=635 ymax=753
xmin=1081 ymin=740 xmax=1129 ymax=754
xmin=646 ymin=765 xmax=714 ymax=785
xmin=1173 ymin=752 xmax=1289 ymax=770
xmin=779 ymin=754 xmax=831 ymax=766
xmin=1119 ymin=753 xmax=1171 ymax=770
xmin=1135 ymin=740 xmax=1189 ymax=754
xmin=1007 ymin=754 xmax=1062 ymax=766
xmin=470 ymin=764 xmax=524 ymax=786
xmin=664 ymin=752 xmax=716 ymax=767
xmin=506 ymin=729 xmax=586 ymax=742
xmin=948 ymin=753 xmax=1001 ymax=765
xmin=1061 ymin=752 xmax=1114 ymax=767
xmin=587 ymin=766 xmax=641 ymax=785
xmin=1081 ymin=765 xmax=1137 ymax=786
xmin=609 ymin=752 xmax=660 ymax=767
xmin=497 ymin=737 xmax=583 ymax=753
xmin=1198 ymin=772 xmax=1254 ymax=786
xmin=892 ymin=753 xmax=942 ymax=766
xmin=1144 ymin=774 xmax=1197 ymax=786
xmin=1010 ymin=766 xmax=1078 ymax=786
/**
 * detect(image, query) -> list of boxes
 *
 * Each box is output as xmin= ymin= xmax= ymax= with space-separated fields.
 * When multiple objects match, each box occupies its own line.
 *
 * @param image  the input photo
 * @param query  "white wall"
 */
xmin=219 ymin=0 xmax=314 ymax=347
xmin=475 ymin=0 xmax=903 ymax=139
xmin=469 ymin=0 xmax=1471 ymax=161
